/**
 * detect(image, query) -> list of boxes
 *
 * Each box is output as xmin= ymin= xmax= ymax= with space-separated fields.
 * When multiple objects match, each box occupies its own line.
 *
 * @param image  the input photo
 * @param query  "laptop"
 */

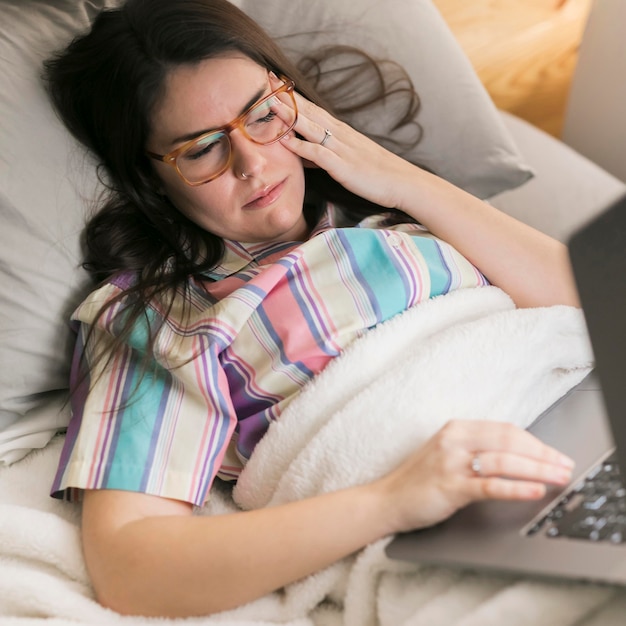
xmin=386 ymin=192 xmax=626 ymax=585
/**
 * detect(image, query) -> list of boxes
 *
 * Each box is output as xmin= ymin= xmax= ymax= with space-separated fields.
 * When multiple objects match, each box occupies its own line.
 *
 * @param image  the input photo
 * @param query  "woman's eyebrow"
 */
xmin=170 ymin=85 xmax=268 ymax=146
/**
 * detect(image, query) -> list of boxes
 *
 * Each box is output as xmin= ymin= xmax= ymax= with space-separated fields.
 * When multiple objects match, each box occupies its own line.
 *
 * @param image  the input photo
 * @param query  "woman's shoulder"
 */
xmin=72 ymin=270 xmax=195 ymax=327
xmin=72 ymin=267 xmax=221 ymax=330
xmin=72 ymin=271 xmax=138 ymax=324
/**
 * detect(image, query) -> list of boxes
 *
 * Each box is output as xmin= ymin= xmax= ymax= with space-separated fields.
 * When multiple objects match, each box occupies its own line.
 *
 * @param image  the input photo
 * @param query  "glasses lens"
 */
xmin=178 ymin=132 xmax=229 ymax=183
xmin=244 ymin=90 xmax=296 ymax=145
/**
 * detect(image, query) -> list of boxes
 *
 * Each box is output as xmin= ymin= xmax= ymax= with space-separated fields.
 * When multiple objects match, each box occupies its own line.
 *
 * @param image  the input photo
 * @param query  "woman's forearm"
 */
xmin=396 ymin=166 xmax=580 ymax=309
xmin=284 ymin=94 xmax=579 ymax=309
xmin=82 ymin=483 xmax=391 ymax=618
xmin=82 ymin=420 xmax=575 ymax=618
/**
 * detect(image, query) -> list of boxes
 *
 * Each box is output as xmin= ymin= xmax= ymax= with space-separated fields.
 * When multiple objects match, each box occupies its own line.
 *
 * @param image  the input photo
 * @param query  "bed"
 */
xmin=2 ymin=1 xmax=626 ymax=624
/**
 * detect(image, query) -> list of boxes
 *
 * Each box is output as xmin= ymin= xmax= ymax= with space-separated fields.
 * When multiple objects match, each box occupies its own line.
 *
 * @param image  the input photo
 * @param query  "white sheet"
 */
xmin=2 ymin=286 xmax=625 ymax=625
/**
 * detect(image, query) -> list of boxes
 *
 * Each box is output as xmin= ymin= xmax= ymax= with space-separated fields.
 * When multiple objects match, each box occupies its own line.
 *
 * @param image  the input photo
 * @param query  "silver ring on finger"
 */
xmin=319 ymin=128 xmax=332 ymax=146
xmin=470 ymin=453 xmax=482 ymax=477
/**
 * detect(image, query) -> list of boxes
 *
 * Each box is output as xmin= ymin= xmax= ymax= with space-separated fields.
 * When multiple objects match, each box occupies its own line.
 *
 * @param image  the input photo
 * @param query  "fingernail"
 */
xmin=556 ymin=467 xmax=573 ymax=483
xmin=559 ymin=454 xmax=575 ymax=468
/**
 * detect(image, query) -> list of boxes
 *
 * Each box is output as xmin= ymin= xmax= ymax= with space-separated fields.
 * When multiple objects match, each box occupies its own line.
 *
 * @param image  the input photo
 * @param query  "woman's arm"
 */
xmin=82 ymin=420 xmax=573 ymax=617
xmin=392 ymin=170 xmax=579 ymax=309
xmin=281 ymin=95 xmax=580 ymax=309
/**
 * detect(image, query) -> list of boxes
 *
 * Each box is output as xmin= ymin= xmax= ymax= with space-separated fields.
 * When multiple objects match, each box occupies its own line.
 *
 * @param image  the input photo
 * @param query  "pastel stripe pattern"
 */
xmin=52 ymin=208 xmax=488 ymax=505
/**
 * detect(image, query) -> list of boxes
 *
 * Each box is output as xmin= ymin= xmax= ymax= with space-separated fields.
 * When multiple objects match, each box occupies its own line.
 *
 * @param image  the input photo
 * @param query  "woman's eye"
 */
xmin=256 ymin=110 xmax=277 ymax=124
xmin=185 ymin=140 xmax=219 ymax=161
xmin=247 ymin=99 xmax=278 ymax=126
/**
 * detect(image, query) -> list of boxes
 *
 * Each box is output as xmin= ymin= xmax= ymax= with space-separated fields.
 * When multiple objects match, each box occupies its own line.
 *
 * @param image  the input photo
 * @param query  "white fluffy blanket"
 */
xmin=2 ymin=286 xmax=624 ymax=625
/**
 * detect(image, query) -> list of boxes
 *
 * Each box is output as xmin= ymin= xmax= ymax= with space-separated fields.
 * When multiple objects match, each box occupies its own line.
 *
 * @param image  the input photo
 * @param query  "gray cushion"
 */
xmin=491 ymin=112 xmax=626 ymax=242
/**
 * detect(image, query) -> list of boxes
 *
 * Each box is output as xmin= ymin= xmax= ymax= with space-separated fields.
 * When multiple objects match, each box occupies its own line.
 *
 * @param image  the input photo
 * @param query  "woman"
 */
xmin=45 ymin=0 xmax=579 ymax=617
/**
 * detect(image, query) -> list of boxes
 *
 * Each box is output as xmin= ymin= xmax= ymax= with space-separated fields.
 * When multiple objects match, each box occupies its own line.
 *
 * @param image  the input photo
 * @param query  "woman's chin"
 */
xmin=257 ymin=209 xmax=308 ymax=243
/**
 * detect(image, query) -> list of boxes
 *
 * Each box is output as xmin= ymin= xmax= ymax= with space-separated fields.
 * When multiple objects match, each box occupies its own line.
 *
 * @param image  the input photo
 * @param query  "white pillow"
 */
xmin=0 ymin=0 xmax=533 ymax=463
xmin=0 ymin=0 xmax=110 ymax=461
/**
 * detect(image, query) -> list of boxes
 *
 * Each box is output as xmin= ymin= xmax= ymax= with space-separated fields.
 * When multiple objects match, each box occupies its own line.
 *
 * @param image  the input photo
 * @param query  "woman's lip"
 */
xmin=243 ymin=179 xmax=285 ymax=209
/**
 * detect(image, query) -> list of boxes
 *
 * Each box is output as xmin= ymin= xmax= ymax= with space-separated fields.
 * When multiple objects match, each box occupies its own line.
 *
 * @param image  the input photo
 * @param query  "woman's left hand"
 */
xmin=280 ymin=92 xmax=416 ymax=209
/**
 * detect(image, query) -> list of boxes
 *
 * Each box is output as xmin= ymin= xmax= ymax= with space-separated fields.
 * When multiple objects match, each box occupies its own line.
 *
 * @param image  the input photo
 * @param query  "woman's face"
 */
xmin=148 ymin=55 xmax=308 ymax=243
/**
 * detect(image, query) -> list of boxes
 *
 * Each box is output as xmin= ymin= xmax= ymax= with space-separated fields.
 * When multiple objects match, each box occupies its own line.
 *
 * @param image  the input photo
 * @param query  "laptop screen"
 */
xmin=568 ymin=193 xmax=626 ymax=469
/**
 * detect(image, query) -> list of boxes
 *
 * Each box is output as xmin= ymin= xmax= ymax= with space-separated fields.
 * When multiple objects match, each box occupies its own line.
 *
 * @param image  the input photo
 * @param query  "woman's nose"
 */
xmin=230 ymin=130 xmax=266 ymax=180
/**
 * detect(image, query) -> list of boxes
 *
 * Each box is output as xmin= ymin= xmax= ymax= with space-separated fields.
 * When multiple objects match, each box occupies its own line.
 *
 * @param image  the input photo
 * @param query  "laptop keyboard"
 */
xmin=528 ymin=452 xmax=626 ymax=544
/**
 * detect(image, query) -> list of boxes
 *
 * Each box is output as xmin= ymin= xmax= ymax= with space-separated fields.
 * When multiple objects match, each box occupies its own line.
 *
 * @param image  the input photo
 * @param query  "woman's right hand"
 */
xmin=375 ymin=419 xmax=575 ymax=534
xmin=79 ymin=418 xmax=574 ymax=617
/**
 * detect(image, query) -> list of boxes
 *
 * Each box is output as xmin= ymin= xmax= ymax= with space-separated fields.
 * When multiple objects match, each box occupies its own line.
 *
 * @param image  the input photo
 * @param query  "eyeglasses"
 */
xmin=147 ymin=76 xmax=297 ymax=186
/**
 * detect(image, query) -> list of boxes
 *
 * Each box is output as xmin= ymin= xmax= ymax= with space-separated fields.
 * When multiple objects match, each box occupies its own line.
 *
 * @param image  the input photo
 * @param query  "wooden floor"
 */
xmin=432 ymin=0 xmax=594 ymax=137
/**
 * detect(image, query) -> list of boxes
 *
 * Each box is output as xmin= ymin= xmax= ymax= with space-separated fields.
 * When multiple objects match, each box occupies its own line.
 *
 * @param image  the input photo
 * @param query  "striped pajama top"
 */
xmin=51 ymin=207 xmax=489 ymax=506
